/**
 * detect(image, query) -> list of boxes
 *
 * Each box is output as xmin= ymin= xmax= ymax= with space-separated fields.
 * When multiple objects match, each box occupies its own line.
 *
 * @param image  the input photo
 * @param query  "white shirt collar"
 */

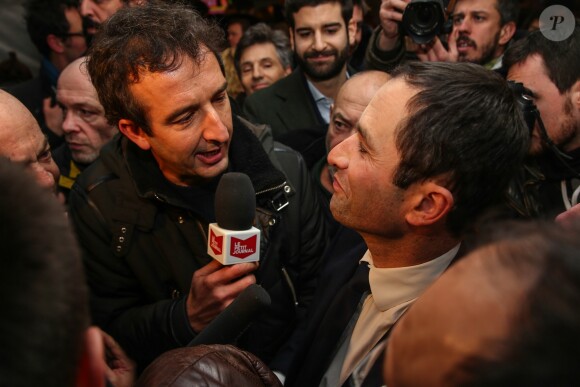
xmin=360 ymin=244 xmax=460 ymax=311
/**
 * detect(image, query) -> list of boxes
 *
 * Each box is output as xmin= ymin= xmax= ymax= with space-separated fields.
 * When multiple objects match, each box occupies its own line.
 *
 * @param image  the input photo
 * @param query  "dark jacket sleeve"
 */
xmin=68 ymin=180 xmax=196 ymax=370
xmin=265 ymin=143 xmax=327 ymax=362
xmin=254 ymin=123 xmax=327 ymax=317
xmin=364 ymin=27 xmax=407 ymax=72
xmin=242 ymin=93 xmax=262 ymax=125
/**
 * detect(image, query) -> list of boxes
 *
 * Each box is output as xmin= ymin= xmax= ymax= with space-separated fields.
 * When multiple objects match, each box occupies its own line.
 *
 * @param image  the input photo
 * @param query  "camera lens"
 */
xmin=415 ymin=5 xmax=437 ymax=28
xmin=402 ymin=0 xmax=445 ymax=44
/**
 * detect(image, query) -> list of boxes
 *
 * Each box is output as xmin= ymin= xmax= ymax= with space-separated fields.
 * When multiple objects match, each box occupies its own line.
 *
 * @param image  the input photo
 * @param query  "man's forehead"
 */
xmin=59 ymin=64 xmax=91 ymax=91
xmin=370 ymin=78 xmax=415 ymax=114
xmin=241 ymin=43 xmax=279 ymax=61
xmin=454 ymin=0 xmax=499 ymax=14
xmin=0 ymin=93 xmax=39 ymax=136
xmin=293 ymin=2 xmax=344 ymax=24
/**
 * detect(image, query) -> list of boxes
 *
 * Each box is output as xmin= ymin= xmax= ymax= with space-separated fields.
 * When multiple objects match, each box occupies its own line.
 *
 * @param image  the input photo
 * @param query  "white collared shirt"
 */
xmin=337 ymin=245 xmax=460 ymax=386
xmin=306 ymin=79 xmax=333 ymax=124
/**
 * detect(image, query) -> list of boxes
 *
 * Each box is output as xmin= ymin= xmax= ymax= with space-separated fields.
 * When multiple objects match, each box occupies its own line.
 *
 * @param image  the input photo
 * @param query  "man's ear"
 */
xmin=347 ymin=18 xmax=357 ymax=48
xmin=289 ymin=28 xmax=295 ymax=51
xmin=498 ymin=21 xmax=516 ymax=46
xmin=118 ymin=119 xmax=151 ymax=150
xmin=46 ymin=34 xmax=65 ymax=54
xmin=570 ymin=80 xmax=580 ymax=110
xmin=75 ymin=327 xmax=106 ymax=387
xmin=284 ymin=65 xmax=292 ymax=76
xmin=405 ymin=181 xmax=454 ymax=227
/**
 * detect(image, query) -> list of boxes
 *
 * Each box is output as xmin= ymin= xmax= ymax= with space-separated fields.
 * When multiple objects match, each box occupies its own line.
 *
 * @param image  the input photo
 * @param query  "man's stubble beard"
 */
xmin=531 ymin=97 xmax=580 ymax=155
xmin=458 ymin=29 xmax=501 ymax=66
xmin=294 ymin=37 xmax=350 ymax=82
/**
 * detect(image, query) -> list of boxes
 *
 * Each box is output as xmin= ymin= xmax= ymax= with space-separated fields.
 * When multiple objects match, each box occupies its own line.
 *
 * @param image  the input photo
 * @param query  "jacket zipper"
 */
xmin=255 ymin=181 xmax=287 ymax=196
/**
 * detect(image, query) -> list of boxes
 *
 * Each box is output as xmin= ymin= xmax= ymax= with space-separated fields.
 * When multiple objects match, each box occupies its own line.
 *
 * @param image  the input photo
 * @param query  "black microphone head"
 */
xmin=215 ymin=172 xmax=256 ymax=230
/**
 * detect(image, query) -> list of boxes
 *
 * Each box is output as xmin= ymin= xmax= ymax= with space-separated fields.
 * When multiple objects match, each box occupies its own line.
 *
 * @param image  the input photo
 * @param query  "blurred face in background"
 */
xmin=227 ymin=22 xmax=244 ymax=49
xmin=80 ymin=0 xmax=133 ymax=36
xmin=290 ymin=2 xmax=354 ymax=81
xmin=239 ymin=42 xmax=291 ymax=95
xmin=57 ymin=58 xmax=118 ymax=165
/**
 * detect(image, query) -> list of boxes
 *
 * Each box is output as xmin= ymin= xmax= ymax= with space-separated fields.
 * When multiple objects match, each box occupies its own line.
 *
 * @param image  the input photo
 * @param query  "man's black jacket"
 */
xmin=69 ymin=116 xmax=327 ymax=369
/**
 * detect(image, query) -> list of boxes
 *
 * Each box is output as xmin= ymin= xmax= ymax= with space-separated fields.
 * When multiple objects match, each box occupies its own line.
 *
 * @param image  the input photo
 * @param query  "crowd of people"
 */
xmin=1 ymin=0 xmax=580 ymax=386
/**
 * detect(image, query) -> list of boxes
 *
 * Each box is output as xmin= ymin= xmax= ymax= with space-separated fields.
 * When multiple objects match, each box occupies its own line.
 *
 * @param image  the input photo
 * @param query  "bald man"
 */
xmin=0 ymin=90 xmax=60 ymax=197
xmin=54 ymin=56 xmax=118 ymax=198
xmin=313 ymin=70 xmax=391 ymax=237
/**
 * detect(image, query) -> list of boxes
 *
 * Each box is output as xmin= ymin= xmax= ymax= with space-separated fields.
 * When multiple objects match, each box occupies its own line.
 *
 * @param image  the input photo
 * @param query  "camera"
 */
xmin=401 ymin=0 xmax=452 ymax=44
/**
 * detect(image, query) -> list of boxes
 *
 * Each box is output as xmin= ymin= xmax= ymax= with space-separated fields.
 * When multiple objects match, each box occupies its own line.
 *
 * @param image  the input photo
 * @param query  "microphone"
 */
xmin=187 ymin=284 xmax=271 ymax=346
xmin=207 ymin=172 xmax=261 ymax=265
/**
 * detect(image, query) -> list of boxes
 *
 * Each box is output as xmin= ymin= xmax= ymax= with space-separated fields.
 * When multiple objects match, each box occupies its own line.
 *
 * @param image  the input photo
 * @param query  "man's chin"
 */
xmin=197 ymin=158 xmax=229 ymax=180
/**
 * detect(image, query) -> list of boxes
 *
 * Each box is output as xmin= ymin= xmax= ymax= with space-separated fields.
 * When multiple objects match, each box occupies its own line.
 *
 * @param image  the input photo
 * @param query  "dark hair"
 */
xmin=234 ymin=23 xmax=293 ymax=77
xmin=284 ymin=0 xmax=353 ymax=28
xmin=495 ymin=0 xmax=519 ymax=25
xmin=87 ymin=2 xmax=226 ymax=135
xmin=504 ymin=20 xmax=580 ymax=94
xmin=457 ymin=221 xmax=580 ymax=386
xmin=390 ymin=62 xmax=529 ymax=236
xmin=25 ymin=0 xmax=80 ymax=58
xmin=0 ymin=158 xmax=89 ymax=387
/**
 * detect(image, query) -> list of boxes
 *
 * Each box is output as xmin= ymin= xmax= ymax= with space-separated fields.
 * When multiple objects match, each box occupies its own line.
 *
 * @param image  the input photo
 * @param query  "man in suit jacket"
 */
xmin=243 ymin=0 xmax=356 ymax=140
xmin=284 ymin=61 xmax=530 ymax=387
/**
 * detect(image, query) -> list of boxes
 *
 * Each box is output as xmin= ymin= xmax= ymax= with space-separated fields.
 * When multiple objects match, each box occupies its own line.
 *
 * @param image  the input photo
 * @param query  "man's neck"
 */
xmin=49 ymin=53 xmax=69 ymax=73
xmin=304 ymin=66 xmax=348 ymax=100
xmin=362 ymin=232 xmax=460 ymax=269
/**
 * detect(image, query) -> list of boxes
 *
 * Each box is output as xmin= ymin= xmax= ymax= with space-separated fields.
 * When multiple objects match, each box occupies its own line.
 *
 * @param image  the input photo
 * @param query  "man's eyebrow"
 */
xmin=36 ymin=135 xmax=51 ymax=158
xmin=164 ymin=103 xmax=199 ymax=125
xmin=213 ymin=81 xmax=228 ymax=98
xmin=322 ymin=22 xmax=342 ymax=29
xmin=332 ymin=111 xmax=351 ymax=124
xmin=164 ymin=82 xmax=228 ymax=125
xmin=40 ymin=135 xmax=50 ymax=152
xmin=452 ymin=9 xmax=489 ymax=15
xmin=356 ymin=122 xmax=374 ymax=150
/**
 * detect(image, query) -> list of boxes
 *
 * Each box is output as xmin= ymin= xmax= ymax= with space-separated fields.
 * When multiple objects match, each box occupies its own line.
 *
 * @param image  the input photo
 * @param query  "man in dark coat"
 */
xmin=69 ymin=2 xmax=326 ymax=371
xmin=243 ymin=0 xmax=356 ymax=140
xmin=284 ymin=62 xmax=529 ymax=387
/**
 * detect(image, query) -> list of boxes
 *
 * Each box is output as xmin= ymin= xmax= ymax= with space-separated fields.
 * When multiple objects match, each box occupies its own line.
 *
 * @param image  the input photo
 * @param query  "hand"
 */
xmin=416 ymin=34 xmax=459 ymax=63
xmin=378 ymin=0 xmax=411 ymax=51
xmin=186 ymin=260 xmax=258 ymax=332
xmin=100 ymin=328 xmax=136 ymax=387
xmin=42 ymin=97 xmax=64 ymax=137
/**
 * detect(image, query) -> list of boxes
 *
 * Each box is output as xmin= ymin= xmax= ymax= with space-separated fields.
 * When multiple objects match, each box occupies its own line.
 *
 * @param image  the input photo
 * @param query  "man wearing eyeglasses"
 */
xmin=5 ymin=0 xmax=87 ymax=151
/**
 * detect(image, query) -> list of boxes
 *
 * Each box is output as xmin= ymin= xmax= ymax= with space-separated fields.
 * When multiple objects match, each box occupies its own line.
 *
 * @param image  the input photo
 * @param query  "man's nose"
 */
xmin=201 ymin=109 xmax=229 ymax=143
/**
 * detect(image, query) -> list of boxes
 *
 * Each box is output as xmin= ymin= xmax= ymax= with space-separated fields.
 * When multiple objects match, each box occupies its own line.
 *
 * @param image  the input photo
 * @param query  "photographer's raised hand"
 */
xmin=378 ymin=0 xmax=411 ymax=51
xmin=416 ymin=30 xmax=459 ymax=63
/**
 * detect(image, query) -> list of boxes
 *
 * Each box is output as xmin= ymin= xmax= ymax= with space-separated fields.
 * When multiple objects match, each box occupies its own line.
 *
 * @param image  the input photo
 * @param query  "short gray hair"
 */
xmin=234 ymin=23 xmax=293 ymax=77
